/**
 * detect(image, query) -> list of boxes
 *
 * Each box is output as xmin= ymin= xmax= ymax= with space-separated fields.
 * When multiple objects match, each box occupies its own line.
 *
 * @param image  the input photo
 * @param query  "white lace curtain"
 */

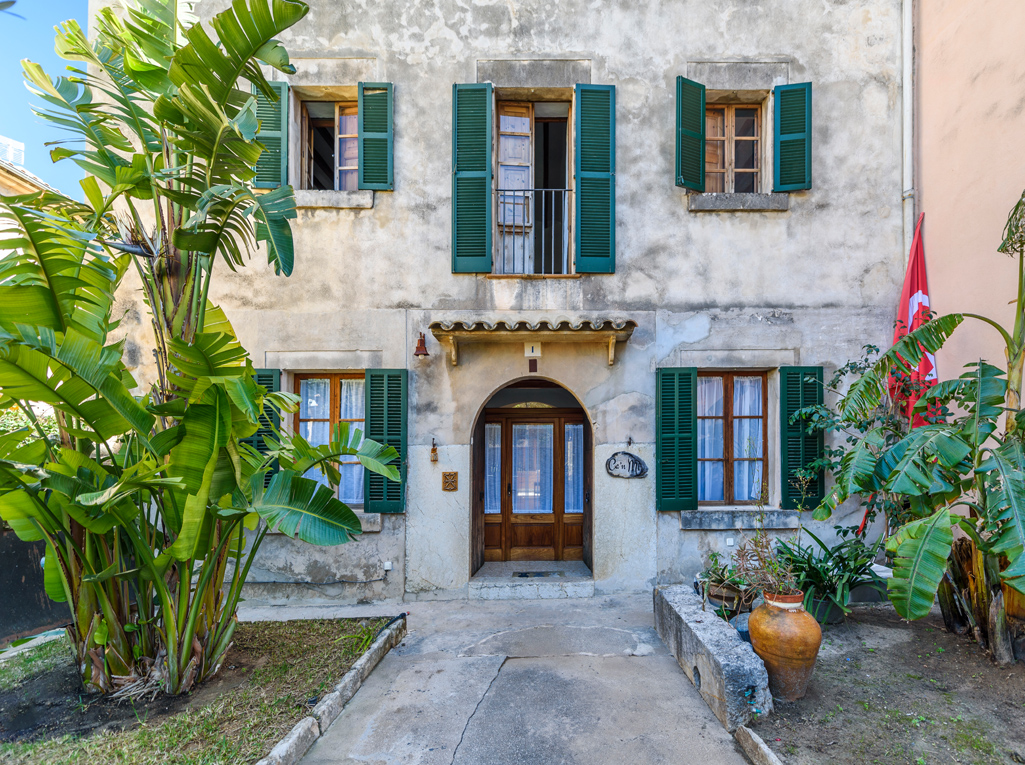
xmin=732 ymin=376 xmax=763 ymax=503
xmin=298 ymin=377 xmax=365 ymax=506
xmin=511 ymin=423 xmax=553 ymax=513
xmin=484 ymin=423 xmax=502 ymax=514
xmin=697 ymin=377 xmax=724 ymax=502
xmin=564 ymin=423 xmax=584 ymax=513
xmin=337 ymin=378 xmax=365 ymax=505
xmin=697 ymin=376 xmax=763 ymax=503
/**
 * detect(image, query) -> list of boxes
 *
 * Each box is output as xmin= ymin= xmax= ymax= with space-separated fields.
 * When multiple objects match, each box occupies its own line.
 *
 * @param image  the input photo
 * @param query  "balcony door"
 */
xmin=495 ymin=100 xmax=570 ymax=275
xmin=479 ymin=409 xmax=589 ymax=563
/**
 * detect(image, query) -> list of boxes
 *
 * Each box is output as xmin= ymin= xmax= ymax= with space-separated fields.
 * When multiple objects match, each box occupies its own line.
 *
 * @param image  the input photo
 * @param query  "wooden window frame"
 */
xmin=293 ymin=373 xmax=366 ymax=502
xmin=300 ymin=101 xmax=358 ymax=191
xmin=697 ymin=371 xmax=768 ymax=506
xmin=704 ymin=103 xmax=762 ymax=194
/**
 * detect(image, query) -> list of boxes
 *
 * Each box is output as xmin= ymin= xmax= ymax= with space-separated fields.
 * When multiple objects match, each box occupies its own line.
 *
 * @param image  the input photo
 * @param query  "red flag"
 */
xmin=891 ymin=213 xmax=936 ymax=427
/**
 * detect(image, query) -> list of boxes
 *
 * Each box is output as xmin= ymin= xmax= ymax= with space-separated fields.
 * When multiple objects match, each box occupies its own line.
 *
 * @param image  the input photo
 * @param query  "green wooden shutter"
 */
xmin=241 ymin=369 xmax=281 ymax=487
xmin=254 ymin=81 xmax=288 ymax=189
xmin=452 ymin=83 xmax=492 ymax=273
xmin=773 ymin=82 xmax=812 ymax=192
xmin=364 ymin=369 xmax=407 ymax=513
xmin=574 ymin=83 xmax=616 ymax=274
xmin=676 ymin=77 xmax=705 ymax=191
xmin=358 ymin=82 xmax=393 ymax=190
xmin=780 ymin=366 xmax=824 ymax=510
xmin=656 ymin=368 xmax=697 ymax=512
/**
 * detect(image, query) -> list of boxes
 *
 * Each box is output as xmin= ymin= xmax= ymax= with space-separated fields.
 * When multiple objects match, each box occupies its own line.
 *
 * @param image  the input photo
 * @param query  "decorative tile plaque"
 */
xmin=442 ymin=472 xmax=458 ymax=491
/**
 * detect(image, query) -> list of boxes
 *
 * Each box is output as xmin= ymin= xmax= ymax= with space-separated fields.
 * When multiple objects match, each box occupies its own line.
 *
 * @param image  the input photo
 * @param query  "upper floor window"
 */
xmin=253 ymin=81 xmax=394 ymax=193
xmin=705 ymin=105 xmax=761 ymax=194
xmin=302 ymin=102 xmax=359 ymax=191
xmin=451 ymin=83 xmax=616 ymax=276
xmin=496 ymin=101 xmax=570 ymax=275
xmin=675 ymin=78 xmax=812 ymax=195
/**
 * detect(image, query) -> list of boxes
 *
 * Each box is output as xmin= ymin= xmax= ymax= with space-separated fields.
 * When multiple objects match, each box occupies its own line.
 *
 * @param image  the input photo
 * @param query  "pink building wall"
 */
xmin=915 ymin=0 xmax=1025 ymax=376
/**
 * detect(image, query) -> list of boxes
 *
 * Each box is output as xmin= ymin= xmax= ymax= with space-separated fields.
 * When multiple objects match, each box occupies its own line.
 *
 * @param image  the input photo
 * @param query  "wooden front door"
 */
xmin=480 ymin=409 xmax=589 ymax=562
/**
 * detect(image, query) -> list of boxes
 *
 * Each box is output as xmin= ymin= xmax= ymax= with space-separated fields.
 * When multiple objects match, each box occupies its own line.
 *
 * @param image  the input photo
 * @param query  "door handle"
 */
xmin=585 ymin=491 xmax=591 ymax=505
xmin=507 ymin=483 xmax=512 ymax=496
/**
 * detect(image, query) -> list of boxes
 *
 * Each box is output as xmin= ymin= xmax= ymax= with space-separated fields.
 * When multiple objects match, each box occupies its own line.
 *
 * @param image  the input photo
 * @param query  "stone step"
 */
xmin=469 ymin=561 xmax=595 ymax=600
xmin=468 ymin=577 xmax=595 ymax=600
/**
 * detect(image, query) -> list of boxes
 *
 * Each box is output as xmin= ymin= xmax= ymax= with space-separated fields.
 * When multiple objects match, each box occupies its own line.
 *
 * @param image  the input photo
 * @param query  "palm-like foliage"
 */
xmin=813 ymin=191 xmax=1025 ymax=660
xmin=0 ymin=0 xmax=400 ymax=695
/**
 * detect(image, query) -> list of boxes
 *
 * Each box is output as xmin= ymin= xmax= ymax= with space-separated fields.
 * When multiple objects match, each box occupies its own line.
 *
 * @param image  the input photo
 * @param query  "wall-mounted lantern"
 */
xmin=430 ymin=438 xmax=439 ymax=462
xmin=414 ymin=332 xmax=429 ymax=358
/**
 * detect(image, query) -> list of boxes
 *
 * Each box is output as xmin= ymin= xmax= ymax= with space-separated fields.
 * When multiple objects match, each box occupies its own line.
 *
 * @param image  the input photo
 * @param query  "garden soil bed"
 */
xmin=749 ymin=603 xmax=1025 ymax=764
xmin=0 ymin=617 xmax=390 ymax=764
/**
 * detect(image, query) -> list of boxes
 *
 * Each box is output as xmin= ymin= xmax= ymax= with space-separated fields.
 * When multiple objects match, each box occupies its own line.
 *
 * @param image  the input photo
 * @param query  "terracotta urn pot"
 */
xmin=748 ymin=592 xmax=822 ymax=701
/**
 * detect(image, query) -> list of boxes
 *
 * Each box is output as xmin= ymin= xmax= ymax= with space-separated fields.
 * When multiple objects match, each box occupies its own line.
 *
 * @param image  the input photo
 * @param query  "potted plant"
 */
xmin=697 ymin=551 xmax=750 ymax=617
xmin=735 ymin=530 xmax=822 ymax=701
xmin=775 ymin=526 xmax=886 ymax=624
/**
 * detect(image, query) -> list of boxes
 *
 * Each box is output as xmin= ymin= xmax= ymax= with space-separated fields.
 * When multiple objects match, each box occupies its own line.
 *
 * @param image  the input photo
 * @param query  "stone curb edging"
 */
xmin=654 ymin=585 xmax=773 ymax=732
xmin=255 ymin=614 xmax=408 ymax=765
xmin=735 ymin=725 xmax=785 ymax=765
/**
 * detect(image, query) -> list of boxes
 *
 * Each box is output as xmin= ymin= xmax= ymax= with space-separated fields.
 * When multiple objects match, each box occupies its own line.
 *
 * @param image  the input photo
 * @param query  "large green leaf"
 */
xmin=812 ymin=428 xmax=884 ymax=521
xmin=281 ymin=421 xmax=400 ymax=487
xmin=873 ymin=426 xmax=972 ymax=496
xmin=984 ymin=441 xmax=1025 ymax=594
xmin=916 ymin=362 xmax=1005 ymax=448
xmin=21 ymin=61 xmax=133 ymax=185
xmin=0 ymin=198 xmax=120 ymax=345
xmin=168 ymin=0 xmax=308 ymax=109
xmin=887 ymin=508 xmax=954 ymax=620
xmin=244 ymin=469 xmax=362 ymax=545
xmin=0 ymin=345 xmax=134 ymax=442
xmin=839 ymin=314 xmax=964 ymax=420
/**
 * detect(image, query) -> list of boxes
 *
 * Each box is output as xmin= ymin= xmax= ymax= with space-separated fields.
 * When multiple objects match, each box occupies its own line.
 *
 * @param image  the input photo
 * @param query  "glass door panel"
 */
xmin=564 ymin=423 xmax=584 ymax=514
xmin=485 ymin=423 xmax=502 ymax=514
xmin=511 ymin=423 xmax=553 ymax=513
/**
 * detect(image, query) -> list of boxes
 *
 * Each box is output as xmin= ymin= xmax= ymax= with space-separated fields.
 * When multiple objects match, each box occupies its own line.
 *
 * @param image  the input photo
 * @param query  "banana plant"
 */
xmin=812 ymin=190 xmax=1025 ymax=661
xmin=23 ymin=0 xmax=306 ymax=394
xmin=0 ymin=195 xmax=399 ymax=694
xmin=0 ymin=0 xmax=404 ymax=695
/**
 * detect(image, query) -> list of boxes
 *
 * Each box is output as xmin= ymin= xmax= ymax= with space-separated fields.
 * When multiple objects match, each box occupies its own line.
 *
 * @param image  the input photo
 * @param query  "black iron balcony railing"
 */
xmin=494 ymin=188 xmax=571 ymax=275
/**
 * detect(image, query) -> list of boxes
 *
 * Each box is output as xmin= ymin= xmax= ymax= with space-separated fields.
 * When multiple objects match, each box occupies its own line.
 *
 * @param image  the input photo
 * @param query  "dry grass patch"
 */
xmin=0 ymin=617 xmax=390 ymax=765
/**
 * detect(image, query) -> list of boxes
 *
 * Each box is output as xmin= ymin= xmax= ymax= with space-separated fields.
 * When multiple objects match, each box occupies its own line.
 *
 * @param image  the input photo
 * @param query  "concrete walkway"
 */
xmin=245 ymin=593 xmax=749 ymax=765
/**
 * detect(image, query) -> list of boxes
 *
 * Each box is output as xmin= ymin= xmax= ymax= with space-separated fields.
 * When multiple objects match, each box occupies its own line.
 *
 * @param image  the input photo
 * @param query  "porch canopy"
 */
xmin=429 ymin=318 xmax=637 ymax=366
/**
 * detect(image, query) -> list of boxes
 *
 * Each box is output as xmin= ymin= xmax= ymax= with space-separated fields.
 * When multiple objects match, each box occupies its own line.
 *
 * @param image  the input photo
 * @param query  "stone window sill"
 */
xmin=687 ymin=192 xmax=789 ymax=213
xmin=294 ymin=189 xmax=374 ymax=210
xmin=679 ymin=507 xmax=800 ymax=531
xmin=485 ymin=274 xmax=582 ymax=280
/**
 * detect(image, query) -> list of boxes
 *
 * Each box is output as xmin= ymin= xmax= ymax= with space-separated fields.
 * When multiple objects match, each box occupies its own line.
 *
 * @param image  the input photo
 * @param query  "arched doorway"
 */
xmin=470 ymin=380 xmax=593 ymax=575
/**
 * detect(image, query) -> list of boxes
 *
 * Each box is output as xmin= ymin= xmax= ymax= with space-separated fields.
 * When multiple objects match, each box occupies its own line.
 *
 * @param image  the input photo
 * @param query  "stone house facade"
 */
xmin=106 ymin=0 xmax=910 ymax=603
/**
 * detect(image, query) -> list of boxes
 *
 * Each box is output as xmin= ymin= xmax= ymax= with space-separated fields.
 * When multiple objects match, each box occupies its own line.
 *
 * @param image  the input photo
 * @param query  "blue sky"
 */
xmin=0 ymin=0 xmax=88 ymax=196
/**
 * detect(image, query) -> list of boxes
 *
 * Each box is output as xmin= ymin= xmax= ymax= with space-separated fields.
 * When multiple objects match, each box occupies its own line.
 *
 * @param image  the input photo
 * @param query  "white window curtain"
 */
xmin=511 ymin=423 xmax=553 ymax=513
xmin=338 ymin=378 xmax=365 ymax=505
xmin=485 ymin=423 xmax=502 ymax=514
xmin=732 ymin=376 xmax=763 ymax=502
xmin=564 ymin=423 xmax=584 ymax=513
xmin=697 ymin=376 xmax=724 ymax=502
xmin=299 ymin=378 xmax=332 ymax=492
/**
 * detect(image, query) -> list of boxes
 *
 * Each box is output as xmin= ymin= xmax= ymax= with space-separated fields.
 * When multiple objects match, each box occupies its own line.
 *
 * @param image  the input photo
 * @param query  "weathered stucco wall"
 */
xmin=915 ymin=0 xmax=1025 ymax=376
xmin=100 ymin=0 xmax=907 ymax=599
